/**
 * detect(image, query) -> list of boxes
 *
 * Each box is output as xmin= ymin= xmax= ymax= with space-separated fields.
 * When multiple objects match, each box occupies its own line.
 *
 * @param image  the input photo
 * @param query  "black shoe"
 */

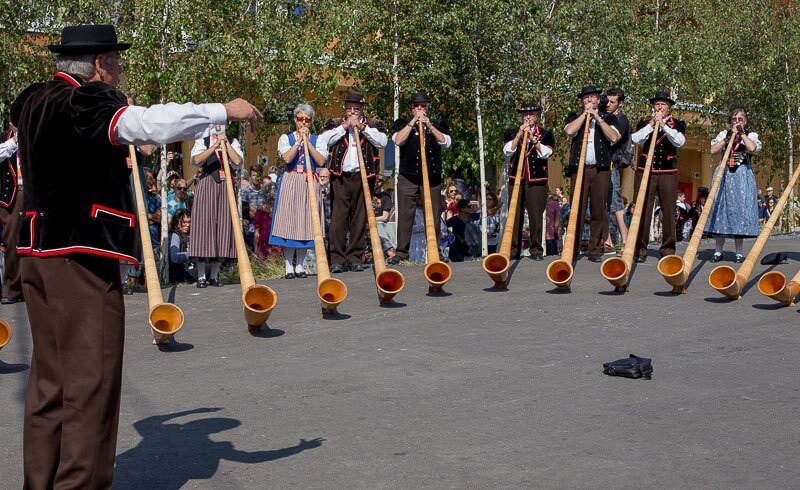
xmin=588 ymin=255 xmax=602 ymax=263
xmin=710 ymin=252 xmax=723 ymax=263
xmin=734 ymin=254 xmax=744 ymax=264
xmin=387 ymin=257 xmax=401 ymax=265
xmin=330 ymin=263 xmax=345 ymax=273
xmin=196 ymin=278 xmax=208 ymax=288
xmin=348 ymin=263 xmax=364 ymax=272
xmin=531 ymin=254 xmax=544 ymax=261
xmin=634 ymin=255 xmax=646 ymax=263
xmin=1 ymin=297 xmax=15 ymax=305
xmin=284 ymin=272 xmax=296 ymax=279
xmin=122 ymin=285 xmax=134 ymax=296
xmin=295 ymin=271 xmax=308 ymax=278
xmin=209 ymin=278 xmax=224 ymax=287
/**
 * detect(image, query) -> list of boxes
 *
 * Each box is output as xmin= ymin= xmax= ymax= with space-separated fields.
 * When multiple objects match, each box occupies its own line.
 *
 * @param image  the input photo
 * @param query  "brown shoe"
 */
xmin=603 ymin=244 xmax=616 ymax=254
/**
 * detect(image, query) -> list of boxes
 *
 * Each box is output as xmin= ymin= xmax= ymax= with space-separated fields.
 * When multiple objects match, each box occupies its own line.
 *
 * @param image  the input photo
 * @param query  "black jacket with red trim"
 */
xmin=635 ymin=117 xmax=686 ymax=173
xmin=15 ymin=72 xmax=141 ymax=265
xmin=324 ymin=117 xmax=386 ymax=177
xmin=503 ymin=126 xmax=554 ymax=183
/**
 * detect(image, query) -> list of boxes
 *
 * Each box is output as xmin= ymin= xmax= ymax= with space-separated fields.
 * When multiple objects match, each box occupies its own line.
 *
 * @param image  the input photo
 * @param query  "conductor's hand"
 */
xmin=223 ymin=98 xmax=263 ymax=132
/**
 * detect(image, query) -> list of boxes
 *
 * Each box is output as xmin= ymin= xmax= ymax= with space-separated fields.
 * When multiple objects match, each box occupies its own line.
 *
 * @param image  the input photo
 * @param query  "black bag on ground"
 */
xmin=602 ymin=354 xmax=653 ymax=380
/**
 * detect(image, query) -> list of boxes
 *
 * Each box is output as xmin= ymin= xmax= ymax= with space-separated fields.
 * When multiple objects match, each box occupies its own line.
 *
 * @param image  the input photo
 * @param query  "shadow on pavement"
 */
xmin=114 ymin=408 xmax=324 ymax=489
xmin=250 ymin=327 xmax=285 ymax=338
xmin=0 ymin=359 xmax=29 ymax=374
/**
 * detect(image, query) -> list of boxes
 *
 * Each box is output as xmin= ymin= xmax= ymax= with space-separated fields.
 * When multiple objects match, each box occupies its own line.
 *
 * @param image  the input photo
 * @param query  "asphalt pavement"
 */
xmin=1 ymin=238 xmax=800 ymax=489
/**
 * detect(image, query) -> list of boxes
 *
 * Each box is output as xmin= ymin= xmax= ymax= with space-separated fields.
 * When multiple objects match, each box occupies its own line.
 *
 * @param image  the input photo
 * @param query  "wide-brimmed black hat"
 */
xmin=410 ymin=92 xmax=431 ymax=104
xmin=343 ymin=92 xmax=366 ymax=104
xmin=576 ymin=86 xmax=602 ymax=98
xmin=517 ymin=102 xmax=541 ymax=113
xmin=649 ymin=91 xmax=676 ymax=105
xmin=48 ymin=24 xmax=131 ymax=55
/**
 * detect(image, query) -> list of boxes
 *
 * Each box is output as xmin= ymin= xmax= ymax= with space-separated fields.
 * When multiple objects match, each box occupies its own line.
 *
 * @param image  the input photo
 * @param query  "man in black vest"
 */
xmin=388 ymin=92 xmax=451 ymax=264
xmin=316 ymin=92 xmax=387 ymax=272
xmin=16 ymin=24 xmax=262 ymax=488
xmin=631 ymin=91 xmax=686 ymax=261
xmin=563 ymin=86 xmax=620 ymax=261
xmin=502 ymin=102 xmax=555 ymax=260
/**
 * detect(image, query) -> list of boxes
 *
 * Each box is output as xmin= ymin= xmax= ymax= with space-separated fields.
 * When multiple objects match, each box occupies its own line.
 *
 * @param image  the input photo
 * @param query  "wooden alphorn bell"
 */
xmin=0 ymin=318 xmax=11 ymax=352
xmin=483 ymin=130 xmax=529 ymax=288
xmin=300 ymin=132 xmax=348 ymax=314
xmin=601 ymin=121 xmax=660 ymax=292
xmin=128 ymin=145 xmax=184 ymax=343
xmin=353 ymin=127 xmax=405 ymax=303
xmin=219 ymin=140 xmax=278 ymax=331
xmin=546 ymin=114 xmax=591 ymax=290
xmin=418 ymin=121 xmax=452 ymax=292
xmin=709 ymin=161 xmax=800 ymax=299
xmin=658 ymin=134 xmax=736 ymax=293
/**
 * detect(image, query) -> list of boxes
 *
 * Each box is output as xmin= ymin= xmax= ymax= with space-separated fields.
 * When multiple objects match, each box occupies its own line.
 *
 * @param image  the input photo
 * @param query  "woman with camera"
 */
xmin=706 ymin=107 xmax=762 ymax=263
xmin=189 ymin=123 xmax=243 ymax=287
xmin=269 ymin=104 xmax=327 ymax=279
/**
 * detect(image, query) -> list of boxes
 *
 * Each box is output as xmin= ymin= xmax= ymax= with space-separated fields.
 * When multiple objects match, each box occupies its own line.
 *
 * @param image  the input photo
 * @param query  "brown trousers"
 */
xmin=0 ymin=188 xmax=23 ymax=299
xmin=570 ymin=166 xmax=610 ymax=257
xmin=395 ymin=174 xmax=441 ymax=260
xmin=510 ymin=181 xmax=548 ymax=258
xmin=329 ymin=172 xmax=372 ymax=265
xmin=634 ymin=171 xmax=677 ymax=257
xmin=22 ymin=255 xmax=125 ymax=490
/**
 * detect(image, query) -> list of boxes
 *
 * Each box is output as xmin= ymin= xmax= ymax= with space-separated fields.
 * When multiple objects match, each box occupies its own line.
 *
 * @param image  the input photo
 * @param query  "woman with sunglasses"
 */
xmin=189 ymin=123 xmax=243 ymax=288
xmin=706 ymin=107 xmax=762 ymax=263
xmin=269 ymin=104 xmax=327 ymax=278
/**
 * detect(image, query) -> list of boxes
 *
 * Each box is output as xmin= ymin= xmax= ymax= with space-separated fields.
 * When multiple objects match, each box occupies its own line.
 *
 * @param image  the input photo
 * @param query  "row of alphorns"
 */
xmin=0 ymin=115 xmax=796 ymax=352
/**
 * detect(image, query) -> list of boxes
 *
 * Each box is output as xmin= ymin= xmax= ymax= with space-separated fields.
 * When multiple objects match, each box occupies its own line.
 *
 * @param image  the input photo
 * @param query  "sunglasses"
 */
xmin=175 ymin=186 xmax=187 ymax=190
xmin=448 ymin=190 xmax=458 ymax=194
xmin=296 ymin=116 xmax=312 ymax=123
xmin=413 ymin=103 xmax=428 ymax=108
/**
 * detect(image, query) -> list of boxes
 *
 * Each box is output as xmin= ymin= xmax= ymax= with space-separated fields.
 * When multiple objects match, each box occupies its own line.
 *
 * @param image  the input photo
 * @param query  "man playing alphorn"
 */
xmin=316 ymin=91 xmax=387 ymax=273
xmin=630 ymin=91 xmax=686 ymax=262
xmin=502 ymin=102 xmax=554 ymax=261
xmin=563 ymin=85 xmax=620 ymax=262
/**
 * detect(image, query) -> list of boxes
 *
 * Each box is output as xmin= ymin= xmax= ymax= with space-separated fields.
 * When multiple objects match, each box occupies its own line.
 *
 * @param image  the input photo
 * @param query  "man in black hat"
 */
xmin=15 ymin=24 xmax=262 ymax=488
xmin=388 ymin=92 xmax=451 ymax=264
xmin=563 ymin=85 xmax=620 ymax=261
xmin=502 ymin=102 xmax=554 ymax=260
xmin=316 ymin=91 xmax=387 ymax=272
xmin=630 ymin=91 xmax=686 ymax=260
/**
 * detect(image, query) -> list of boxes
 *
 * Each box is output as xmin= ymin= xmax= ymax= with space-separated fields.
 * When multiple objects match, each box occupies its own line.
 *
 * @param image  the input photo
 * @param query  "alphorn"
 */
xmin=709 ymin=161 xmax=800 ymax=299
xmin=128 ymin=146 xmax=184 ymax=343
xmin=483 ymin=130 xmax=529 ymax=288
xmin=758 ymin=268 xmax=800 ymax=306
xmin=353 ymin=127 xmax=404 ymax=303
xmin=300 ymin=132 xmax=348 ymax=314
xmin=418 ymin=121 xmax=452 ymax=292
xmin=601 ymin=121 xmax=661 ymax=292
xmin=658 ymin=134 xmax=736 ymax=293
xmin=546 ymin=114 xmax=591 ymax=289
xmin=0 ymin=319 xmax=11 ymax=352
xmin=219 ymin=140 xmax=278 ymax=331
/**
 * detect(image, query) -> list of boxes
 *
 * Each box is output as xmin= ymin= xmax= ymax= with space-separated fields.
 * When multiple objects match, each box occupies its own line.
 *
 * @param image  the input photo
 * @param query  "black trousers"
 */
xmin=329 ymin=172 xmax=372 ymax=265
xmin=22 ymin=255 xmax=125 ymax=489
xmin=634 ymin=171 xmax=677 ymax=257
xmin=0 ymin=188 xmax=23 ymax=298
xmin=395 ymin=174 xmax=441 ymax=260
xmin=569 ymin=166 xmax=610 ymax=257
xmin=510 ymin=180 xmax=548 ymax=258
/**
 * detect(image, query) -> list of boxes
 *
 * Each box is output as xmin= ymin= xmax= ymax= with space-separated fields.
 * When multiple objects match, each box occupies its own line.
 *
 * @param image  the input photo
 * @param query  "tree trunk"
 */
xmin=475 ymin=80 xmax=488 ymax=256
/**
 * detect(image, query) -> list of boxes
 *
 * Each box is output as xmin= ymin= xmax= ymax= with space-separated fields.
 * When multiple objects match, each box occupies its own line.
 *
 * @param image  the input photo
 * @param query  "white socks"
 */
xmin=715 ymin=237 xmax=725 ymax=254
xmin=284 ymin=248 xmax=295 ymax=274
xmin=734 ymin=238 xmax=743 ymax=255
xmin=295 ymin=248 xmax=307 ymax=273
xmin=209 ymin=262 xmax=221 ymax=280
xmin=197 ymin=261 xmax=207 ymax=280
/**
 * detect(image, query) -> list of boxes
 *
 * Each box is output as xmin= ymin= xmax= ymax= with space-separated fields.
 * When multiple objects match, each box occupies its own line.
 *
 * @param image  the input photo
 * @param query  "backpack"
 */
xmin=463 ymin=221 xmax=482 ymax=257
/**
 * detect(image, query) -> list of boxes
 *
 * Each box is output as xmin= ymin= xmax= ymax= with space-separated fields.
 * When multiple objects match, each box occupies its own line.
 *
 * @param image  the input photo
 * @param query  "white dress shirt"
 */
xmin=190 ymin=135 xmax=244 ymax=163
xmin=0 ymin=137 xmax=17 ymax=162
xmin=711 ymin=130 xmax=762 ymax=153
xmin=502 ymin=138 xmax=553 ymax=159
xmin=631 ymin=119 xmax=686 ymax=148
xmin=316 ymin=123 xmax=388 ymax=172
xmin=115 ymin=102 xmax=228 ymax=147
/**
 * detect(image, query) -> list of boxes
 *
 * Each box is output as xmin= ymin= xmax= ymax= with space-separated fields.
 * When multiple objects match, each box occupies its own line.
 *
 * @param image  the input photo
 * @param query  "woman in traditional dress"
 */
xmin=189 ymin=124 xmax=242 ymax=287
xmin=269 ymin=104 xmax=327 ymax=279
xmin=706 ymin=107 xmax=763 ymax=263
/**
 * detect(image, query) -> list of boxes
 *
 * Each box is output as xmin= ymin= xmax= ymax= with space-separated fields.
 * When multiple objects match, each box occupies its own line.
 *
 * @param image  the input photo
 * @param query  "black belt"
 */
xmin=341 ymin=170 xmax=361 ymax=176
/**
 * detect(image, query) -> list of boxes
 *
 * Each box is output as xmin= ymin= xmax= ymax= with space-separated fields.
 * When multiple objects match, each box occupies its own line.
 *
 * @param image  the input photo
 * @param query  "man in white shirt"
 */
xmin=316 ymin=92 xmax=387 ymax=272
